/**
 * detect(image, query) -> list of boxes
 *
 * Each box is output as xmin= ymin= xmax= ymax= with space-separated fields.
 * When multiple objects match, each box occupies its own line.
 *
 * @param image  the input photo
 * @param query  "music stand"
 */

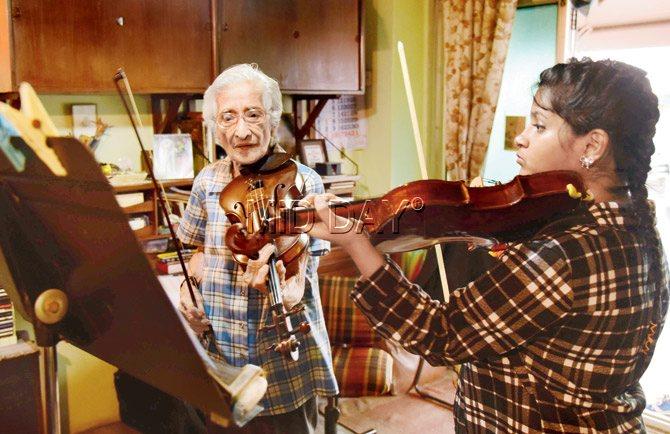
xmin=0 ymin=136 xmax=267 ymax=433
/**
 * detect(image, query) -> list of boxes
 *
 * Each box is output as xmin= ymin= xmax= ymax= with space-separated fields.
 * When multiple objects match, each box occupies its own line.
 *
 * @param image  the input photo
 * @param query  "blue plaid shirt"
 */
xmin=177 ymin=157 xmax=338 ymax=415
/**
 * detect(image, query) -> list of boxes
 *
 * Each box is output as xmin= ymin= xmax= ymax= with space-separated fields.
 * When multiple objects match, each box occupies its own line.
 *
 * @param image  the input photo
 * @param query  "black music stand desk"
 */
xmin=0 ymin=137 xmax=266 ymax=433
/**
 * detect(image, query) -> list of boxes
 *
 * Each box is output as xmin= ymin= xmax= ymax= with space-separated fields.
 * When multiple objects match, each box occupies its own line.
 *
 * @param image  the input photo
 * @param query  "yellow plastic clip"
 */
xmin=566 ymin=183 xmax=582 ymax=199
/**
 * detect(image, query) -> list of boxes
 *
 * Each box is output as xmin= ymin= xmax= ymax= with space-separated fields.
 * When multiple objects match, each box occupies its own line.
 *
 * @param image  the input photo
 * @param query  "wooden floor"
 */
xmin=81 ymin=361 xmax=456 ymax=433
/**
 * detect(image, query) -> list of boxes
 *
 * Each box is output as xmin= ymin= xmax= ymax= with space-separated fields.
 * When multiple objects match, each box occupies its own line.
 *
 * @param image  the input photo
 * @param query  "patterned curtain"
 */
xmin=443 ymin=0 xmax=518 ymax=180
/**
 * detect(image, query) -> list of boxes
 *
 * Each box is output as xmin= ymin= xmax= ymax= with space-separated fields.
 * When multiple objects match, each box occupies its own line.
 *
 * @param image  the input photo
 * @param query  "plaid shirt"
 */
xmin=353 ymin=202 xmax=669 ymax=433
xmin=177 ymin=157 xmax=338 ymax=416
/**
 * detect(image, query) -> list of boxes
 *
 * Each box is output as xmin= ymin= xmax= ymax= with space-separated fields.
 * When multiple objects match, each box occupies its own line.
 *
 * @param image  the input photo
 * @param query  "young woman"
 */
xmin=303 ymin=59 xmax=669 ymax=433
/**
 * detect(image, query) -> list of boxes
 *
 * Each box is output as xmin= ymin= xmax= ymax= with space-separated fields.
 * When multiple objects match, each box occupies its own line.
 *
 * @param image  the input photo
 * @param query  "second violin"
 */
xmin=227 ymin=170 xmax=589 ymax=256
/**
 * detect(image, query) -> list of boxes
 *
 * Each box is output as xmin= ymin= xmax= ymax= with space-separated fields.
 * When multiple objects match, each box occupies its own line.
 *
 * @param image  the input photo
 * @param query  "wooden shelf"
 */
xmin=122 ymin=200 xmax=154 ymax=214
xmin=112 ymin=179 xmax=193 ymax=193
xmin=139 ymin=233 xmax=172 ymax=241
xmin=112 ymin=179 xmax=192 ymax=243
xmin=321 ymin=175 xmax=361 ymax=184
xmin=322 ymin=174 xmax=359 ymax=198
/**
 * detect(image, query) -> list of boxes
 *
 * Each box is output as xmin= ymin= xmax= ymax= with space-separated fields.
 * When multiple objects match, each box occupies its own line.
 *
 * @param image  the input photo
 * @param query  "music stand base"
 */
xmin=409 ymin=358 xmax=454 ymax=410
xmin=41 ymin=345 xmax=62 ymax=434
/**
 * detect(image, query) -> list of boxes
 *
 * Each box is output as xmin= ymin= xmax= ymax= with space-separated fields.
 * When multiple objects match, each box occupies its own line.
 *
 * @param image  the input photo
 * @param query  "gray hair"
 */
xmin=202 ymin=63 xmax=283 ymax=132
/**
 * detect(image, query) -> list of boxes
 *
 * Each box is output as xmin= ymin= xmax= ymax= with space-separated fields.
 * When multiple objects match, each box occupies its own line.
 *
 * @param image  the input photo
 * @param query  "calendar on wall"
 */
xmin=315 ymin=95 xmax=367 ymax=154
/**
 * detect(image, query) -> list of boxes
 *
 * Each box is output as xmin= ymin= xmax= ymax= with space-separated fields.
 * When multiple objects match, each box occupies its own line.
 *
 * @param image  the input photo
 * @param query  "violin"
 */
xmin=219 ymin=152 xmax=311 ymax=360
xmin=225 ymin=170 xmax=588 ymax=256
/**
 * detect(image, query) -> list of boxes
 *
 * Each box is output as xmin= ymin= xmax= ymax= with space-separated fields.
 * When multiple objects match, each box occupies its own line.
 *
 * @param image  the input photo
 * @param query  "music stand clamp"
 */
xmin=0 ymin=136 xmax=268 ymax=433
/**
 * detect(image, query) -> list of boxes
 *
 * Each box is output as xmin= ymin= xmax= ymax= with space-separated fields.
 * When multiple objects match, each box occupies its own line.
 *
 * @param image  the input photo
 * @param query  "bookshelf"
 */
xmin=112 ymin=179 xmax=193 ymax=242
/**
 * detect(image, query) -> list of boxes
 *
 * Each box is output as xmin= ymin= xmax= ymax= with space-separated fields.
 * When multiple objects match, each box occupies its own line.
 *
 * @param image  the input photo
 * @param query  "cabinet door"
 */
xmin=112 ymin=0 xmax=213 ymax=93
xmin=219 ymin=0 xmax=362 ymax=94
xmin=10 ymin=0 xmax=212 ymax=93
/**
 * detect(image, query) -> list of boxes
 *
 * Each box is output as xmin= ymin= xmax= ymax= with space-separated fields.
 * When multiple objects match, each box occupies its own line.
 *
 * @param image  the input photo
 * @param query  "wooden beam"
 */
xmin=151 ymin=94 xmax=194 ymax=134
xmin=291 ymin=95 xmax=338 ymax=141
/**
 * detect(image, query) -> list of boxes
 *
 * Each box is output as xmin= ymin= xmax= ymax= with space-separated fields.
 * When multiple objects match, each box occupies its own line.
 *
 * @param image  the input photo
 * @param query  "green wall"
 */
xmin=483 ymin=4 xmax=558 ymax=182
xmin=352 ymin=0 xmax=437 ymax=197
xmin=40 ymin=94 xmax=154 ymax=172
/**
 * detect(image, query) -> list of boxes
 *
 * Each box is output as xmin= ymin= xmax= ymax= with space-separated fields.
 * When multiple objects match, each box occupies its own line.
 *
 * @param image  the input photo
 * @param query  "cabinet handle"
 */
xmin=116 ymin=16 xmax=124 ymax=27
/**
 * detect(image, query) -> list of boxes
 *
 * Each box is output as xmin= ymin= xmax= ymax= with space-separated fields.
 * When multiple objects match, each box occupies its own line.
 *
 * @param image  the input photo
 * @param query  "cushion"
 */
xmin=332 ymin=346 xmax=394 ymax=397
xmin=319 ymin=275 xmax=381 ymax=347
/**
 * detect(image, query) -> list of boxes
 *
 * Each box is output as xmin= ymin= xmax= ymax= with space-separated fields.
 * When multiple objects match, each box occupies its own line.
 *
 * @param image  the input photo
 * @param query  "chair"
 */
xmin=318 ymin=247 xmax=395 ymax=434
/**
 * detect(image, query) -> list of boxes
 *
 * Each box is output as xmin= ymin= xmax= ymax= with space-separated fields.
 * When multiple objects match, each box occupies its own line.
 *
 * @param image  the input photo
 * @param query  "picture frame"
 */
xmin=152 ymin=133 xmax=194 ymax=180
xmin=298 ymin=139 xmax=327 ymax=167
xmin=71 ymin=104 xmax=97 ymax=142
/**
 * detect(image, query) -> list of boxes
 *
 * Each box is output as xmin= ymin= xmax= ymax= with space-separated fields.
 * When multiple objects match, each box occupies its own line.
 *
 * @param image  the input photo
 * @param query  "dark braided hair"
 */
xmin=536 ymin=58 xmax=661 ymax=284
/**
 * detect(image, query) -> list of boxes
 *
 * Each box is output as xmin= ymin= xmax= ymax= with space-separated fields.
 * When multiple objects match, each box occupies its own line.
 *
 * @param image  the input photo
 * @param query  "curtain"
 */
xmin=443 ymin=0 xmax=518 ymax=180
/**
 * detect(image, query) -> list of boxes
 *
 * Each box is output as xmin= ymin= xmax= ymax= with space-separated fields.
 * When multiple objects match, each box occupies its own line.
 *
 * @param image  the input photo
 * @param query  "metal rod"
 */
xmin=42 ymin=345 xmax=61 ymax=434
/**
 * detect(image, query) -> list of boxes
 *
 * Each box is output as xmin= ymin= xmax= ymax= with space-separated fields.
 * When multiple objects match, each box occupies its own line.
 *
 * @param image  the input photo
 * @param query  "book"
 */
xmin=116 ymin=192 xmax=145 ymax=208
xmin=156 ymin=260 xmax=185 ymax=275
xmin=156 ymin=249 xmax=197 ymax=261
xmin=0 ymin=288 xmax=17 ymax=347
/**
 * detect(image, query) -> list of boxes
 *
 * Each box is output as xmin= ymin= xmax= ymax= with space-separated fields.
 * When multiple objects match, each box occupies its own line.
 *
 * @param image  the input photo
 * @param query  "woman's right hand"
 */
xmin=300 ymin=193 xmax=385 ymax=278
xmin=179 ymin=279 xmax=210 ymax=336
xmin=178 ymin=252 xmax=210 ymax=336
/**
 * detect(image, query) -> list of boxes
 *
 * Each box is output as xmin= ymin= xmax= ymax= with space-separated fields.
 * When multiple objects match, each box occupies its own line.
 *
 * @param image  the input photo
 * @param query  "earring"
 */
xmin=579 ymin=155 xmax=594 ymax=169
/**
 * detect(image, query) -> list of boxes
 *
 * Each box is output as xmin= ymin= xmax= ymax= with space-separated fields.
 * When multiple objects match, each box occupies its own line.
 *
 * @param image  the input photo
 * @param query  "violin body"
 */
xmin=219 ymin=156 xmax=309 ymax=277
xmin=219 ymin=154 xmax=313 ymax=360
xmin=273 ymin=170 xmax=587 ymax=253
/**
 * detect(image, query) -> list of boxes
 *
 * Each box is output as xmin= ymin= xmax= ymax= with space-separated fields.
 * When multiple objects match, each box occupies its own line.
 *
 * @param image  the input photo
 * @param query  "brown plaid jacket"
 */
xmin=353 ymin=202 xmax=669 ymax=433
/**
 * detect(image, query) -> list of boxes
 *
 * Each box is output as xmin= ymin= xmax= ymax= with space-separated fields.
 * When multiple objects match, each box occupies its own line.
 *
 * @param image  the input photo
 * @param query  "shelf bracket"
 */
xmin=150 ymin=94 xmax=199 ymax=134
xmin=291 ymin=95 xmax=339 ymax=141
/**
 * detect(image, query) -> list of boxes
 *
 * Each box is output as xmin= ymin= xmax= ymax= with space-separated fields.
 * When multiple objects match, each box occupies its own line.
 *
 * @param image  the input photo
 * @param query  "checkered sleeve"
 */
xmin=352 ymin=239 xmax=574 ymax=365
xmin=299 ymin=164 xmax=331 ymax=257
xmin=176 ymin=170 xmax=208 ymax=246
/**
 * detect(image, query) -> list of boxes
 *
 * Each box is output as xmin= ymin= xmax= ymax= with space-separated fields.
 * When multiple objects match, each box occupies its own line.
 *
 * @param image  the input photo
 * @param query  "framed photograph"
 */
xmin=72 ymin=104 xmax=97 ymax=141
xmin=299 ymin=139 xmax=327 ymax=167
xmin=152 ymin=133 xmax=194 ymax=180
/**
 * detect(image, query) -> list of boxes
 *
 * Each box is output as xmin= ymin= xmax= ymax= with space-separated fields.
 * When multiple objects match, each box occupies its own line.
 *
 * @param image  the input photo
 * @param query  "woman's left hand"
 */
xmin=242 ymin=243 xmax=306 ymax=309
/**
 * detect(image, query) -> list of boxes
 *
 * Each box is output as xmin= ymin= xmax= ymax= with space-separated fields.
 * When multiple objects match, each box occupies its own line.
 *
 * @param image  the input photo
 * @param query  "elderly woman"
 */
xmin=178 ymin=64 xmax=337 ymax=433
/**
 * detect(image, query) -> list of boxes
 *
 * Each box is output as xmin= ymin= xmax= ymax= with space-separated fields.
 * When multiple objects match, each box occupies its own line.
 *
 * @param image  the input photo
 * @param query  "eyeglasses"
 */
xmin=215 ymin=108 xmax=266 ymax=129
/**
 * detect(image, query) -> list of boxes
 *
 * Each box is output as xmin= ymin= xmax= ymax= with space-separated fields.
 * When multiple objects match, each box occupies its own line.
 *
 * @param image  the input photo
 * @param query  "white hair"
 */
xmin=202 ymin=63 xmax=282 ymax=132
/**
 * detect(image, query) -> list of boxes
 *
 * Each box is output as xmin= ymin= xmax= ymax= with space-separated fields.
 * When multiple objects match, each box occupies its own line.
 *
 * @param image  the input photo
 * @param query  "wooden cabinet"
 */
xmin=218 ymin=0 xmax=364 ymax=94
xmin=1 ymin=0 xmax=364 ymax=94
xmin=3 ymin=0 xmax=213 ymax=93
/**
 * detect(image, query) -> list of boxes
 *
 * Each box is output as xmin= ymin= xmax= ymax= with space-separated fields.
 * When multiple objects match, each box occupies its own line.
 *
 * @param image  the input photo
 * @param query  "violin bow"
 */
xmin=397 ymin=41 xmax=450 ymax=301
xmin=113 ymin=68 xmax=223 ymax=357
